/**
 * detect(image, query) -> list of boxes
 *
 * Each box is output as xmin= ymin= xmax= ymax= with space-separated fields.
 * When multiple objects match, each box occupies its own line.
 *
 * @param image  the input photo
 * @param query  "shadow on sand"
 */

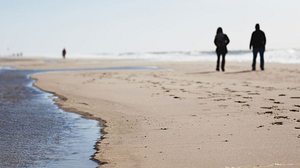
xmin=225 ymin=70 xmax=253 ymax=74
xmin=186 ymin=71 xmax=217 ymax=75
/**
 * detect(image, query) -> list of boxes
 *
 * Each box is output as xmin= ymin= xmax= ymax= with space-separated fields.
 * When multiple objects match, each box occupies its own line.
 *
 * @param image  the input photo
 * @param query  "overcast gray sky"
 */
xmin=0 ymin=0 xmax=299 ymax=54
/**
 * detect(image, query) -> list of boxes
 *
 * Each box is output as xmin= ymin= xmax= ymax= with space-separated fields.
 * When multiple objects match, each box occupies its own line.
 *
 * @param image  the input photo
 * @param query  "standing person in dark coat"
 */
xmin=250 ymin=24 xmax=266 ymax=71
xmin=214 ymin=27 xmax=230 ymax=72
xmin=62 ymin=48 xmax=66 ymax=59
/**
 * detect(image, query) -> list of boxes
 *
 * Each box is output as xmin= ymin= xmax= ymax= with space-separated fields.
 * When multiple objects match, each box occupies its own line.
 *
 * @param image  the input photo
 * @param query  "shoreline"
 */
xmin=32 ymin=76 xmax=107 ymax=166
xmin=2 ymin=58 xmax=300 ymax=168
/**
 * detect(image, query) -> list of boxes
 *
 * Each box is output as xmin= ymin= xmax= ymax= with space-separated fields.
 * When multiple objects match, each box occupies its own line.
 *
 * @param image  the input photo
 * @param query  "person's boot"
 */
xmin=221 ymin=65 xmax=225 ymax=72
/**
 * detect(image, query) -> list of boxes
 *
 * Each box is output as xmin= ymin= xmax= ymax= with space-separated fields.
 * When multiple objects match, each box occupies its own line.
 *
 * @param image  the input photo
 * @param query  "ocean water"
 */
xmin=0 ymin=68 xmax=100 ymax=168
xmin=89 ymin=49 xmax=300 ymax=63
xmin=1 ymin=49 xmax=300 ymax=64
xmin=2 ymin=49 xmax=299 ymax=64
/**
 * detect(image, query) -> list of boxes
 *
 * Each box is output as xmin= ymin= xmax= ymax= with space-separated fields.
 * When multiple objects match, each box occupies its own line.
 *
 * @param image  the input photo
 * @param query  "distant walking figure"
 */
xmin=214 ymin=27 xmax=230 ymax=72
xmin=62 ymin=48 xmax=67 ymax=59
xmin=250 ymin=24 xmax=266 ymax=71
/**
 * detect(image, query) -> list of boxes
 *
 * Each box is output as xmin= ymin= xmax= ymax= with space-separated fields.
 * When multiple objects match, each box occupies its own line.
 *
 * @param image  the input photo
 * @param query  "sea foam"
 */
xmin=2 ymin=49 xmax=300 ymax=64
xmin=88 ymin=49 xmax=300 ymax=64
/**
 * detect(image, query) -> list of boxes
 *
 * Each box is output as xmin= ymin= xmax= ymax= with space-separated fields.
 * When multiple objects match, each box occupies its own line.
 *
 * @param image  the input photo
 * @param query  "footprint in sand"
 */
xmin=248 ymin=92 xmax=260 ymax=95
xmin=180 ymin=89 xmax=187 ymax=93
xmin=161 ymin=87 xmax=171 ymax=93
xmin=291 ymin=97 xmax=300 ymax=99
xmin=257 ymin=111 xmax=273 ymax=115
xmin=169 ymin=95 xmax=181 ymax=99
xmin=243 ymin=96 xmax=252 ymax=99
xmin=160 ymin=128 xmax=168 ymax=130
xmin=290 ymin=109 xmax=300 ymax=112
xmin=274 ymin=116 xmax=289 ymax=119
xmin=278 ymin=94 xmax=286 ymax=97
xmin=224 ymin=88 xmax=237 ymax=93
xmin=272 ymin=122 xmax=283 ymax=125
xmin=214 ymin=98 xmax=226 ymax=101
xmin=274 ymin=101 xmax=283 ymax=104
xmin=79 ymin=102 xmax=89 ymax=106
xmin=268 ymin=98 xmax=275 ymax=101
xmin=261 ymin=107 xmax=273 ymax=110
xmin=235 ymin=100 xmax=247 ymax=104
xmin=294 ymin=105 xmax=300 ymax=108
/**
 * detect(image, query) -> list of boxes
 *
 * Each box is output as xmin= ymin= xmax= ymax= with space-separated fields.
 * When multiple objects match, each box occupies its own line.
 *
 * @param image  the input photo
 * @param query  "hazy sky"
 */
xmin=0 ymin=0 xmax=299 ymax=54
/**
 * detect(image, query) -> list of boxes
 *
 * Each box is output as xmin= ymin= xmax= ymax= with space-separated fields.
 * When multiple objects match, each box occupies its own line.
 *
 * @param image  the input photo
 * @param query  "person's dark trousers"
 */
xmin=216 ymin=53 xmax=226 ymax=71
xmin=252 ymin=48 xmax=265 ymax=71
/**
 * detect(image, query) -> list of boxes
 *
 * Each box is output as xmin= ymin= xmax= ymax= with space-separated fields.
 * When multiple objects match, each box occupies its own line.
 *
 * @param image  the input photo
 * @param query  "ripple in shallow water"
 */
xmin=0 ymin=69 xmax=100 ymax=168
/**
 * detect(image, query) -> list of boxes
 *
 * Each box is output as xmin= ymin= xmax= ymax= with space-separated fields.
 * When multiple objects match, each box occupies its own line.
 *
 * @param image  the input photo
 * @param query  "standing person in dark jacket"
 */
xmin=62 ymin=48 xmax=66 ymax=59
xmin=250 ymin=24 xmax=266 ymax=71
xmin=214 ymin=27 xmax=230 ymax=72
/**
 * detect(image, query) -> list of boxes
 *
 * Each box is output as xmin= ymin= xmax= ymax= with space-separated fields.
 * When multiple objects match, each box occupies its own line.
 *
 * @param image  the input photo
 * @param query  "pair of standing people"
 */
xmin=214 ymin=24 xmax=266 ymax=71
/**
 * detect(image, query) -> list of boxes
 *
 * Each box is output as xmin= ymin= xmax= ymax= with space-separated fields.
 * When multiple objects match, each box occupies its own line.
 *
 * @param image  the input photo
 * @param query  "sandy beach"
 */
xmin=2 ymin=58 xmax=300 ymax=168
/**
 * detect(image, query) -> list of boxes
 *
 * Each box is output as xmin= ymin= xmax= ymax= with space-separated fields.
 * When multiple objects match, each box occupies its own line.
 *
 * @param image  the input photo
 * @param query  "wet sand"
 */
xmin=2 ymin=58 xmax=300 ymax=168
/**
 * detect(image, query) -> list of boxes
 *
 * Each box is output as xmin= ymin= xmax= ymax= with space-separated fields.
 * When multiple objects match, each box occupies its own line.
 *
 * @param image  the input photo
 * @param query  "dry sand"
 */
xmin=2 ymin=58 xmax=300 ymax=168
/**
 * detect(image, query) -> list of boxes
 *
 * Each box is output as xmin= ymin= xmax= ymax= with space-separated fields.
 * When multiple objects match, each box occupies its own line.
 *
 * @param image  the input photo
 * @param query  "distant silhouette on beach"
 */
xmin=62 ymin=48 xmax=67 ymax=59
xmin=214 ymin=27 xmax=230 ymax=72
xmin=250 ymin=24 xmax=266 ymax=71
